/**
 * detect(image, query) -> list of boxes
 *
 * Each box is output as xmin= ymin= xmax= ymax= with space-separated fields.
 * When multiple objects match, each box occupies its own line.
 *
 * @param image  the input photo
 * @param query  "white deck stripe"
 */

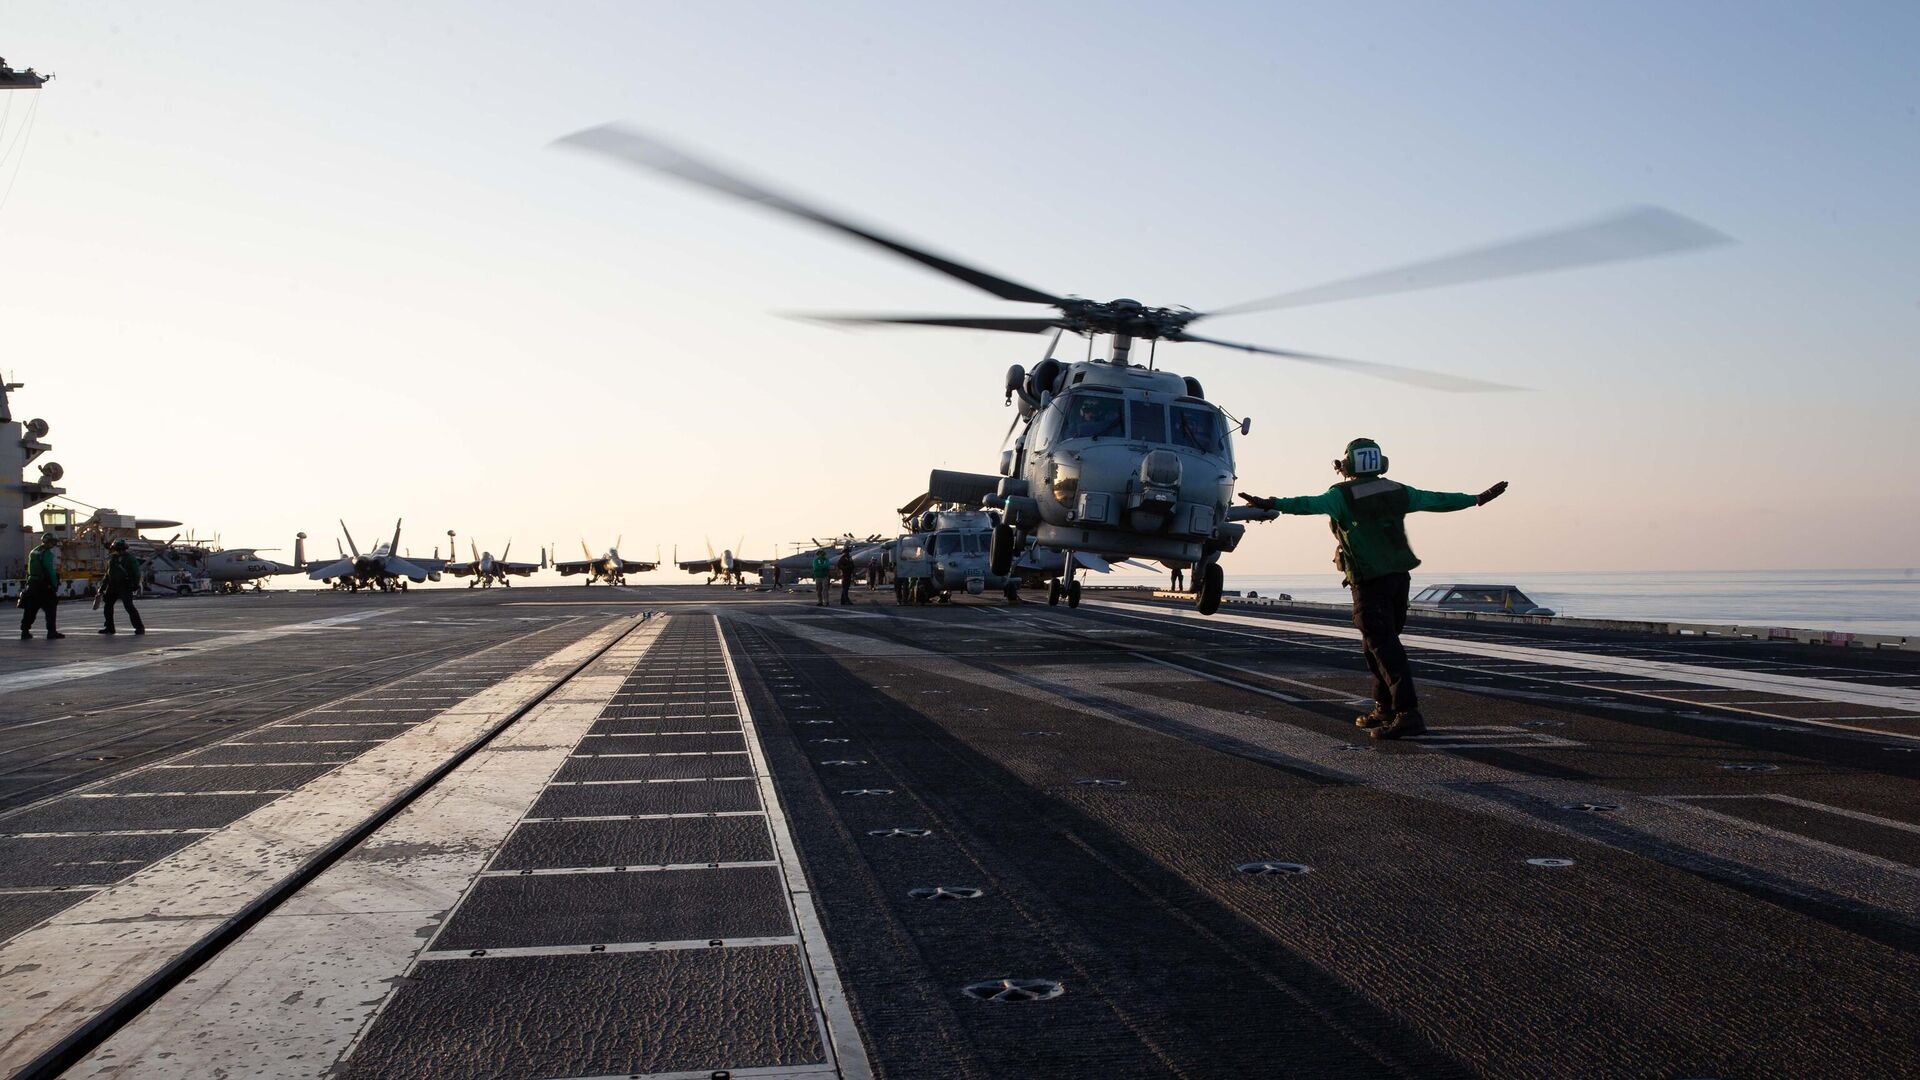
xmin=546 ymin=1065 xmax=836 ymax=1080
xmin=1092 ymin=599 xmax=1920 ymax=714
xmin=480 ymin=861 xmax=777 ymax=878
xmin=0 ymin=611 xmax=394 ymax=694
xmin=0 ymin=829 xmax=215 ymax=839
xmin=521 ymin=811 xmax=765 ymax=823
xmin=417 ymin=935 xmax=800 ymax=961
xmin=719 ymin=614 xmax=873 ymax=1080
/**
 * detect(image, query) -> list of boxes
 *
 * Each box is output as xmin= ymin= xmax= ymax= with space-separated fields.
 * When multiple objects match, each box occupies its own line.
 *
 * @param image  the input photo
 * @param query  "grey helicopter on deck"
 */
xmin=558 ymin=125 xmax=1729 ymax=612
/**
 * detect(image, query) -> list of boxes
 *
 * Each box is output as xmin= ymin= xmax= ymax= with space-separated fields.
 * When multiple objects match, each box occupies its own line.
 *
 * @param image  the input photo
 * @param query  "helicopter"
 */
xmin=557 ymin=125 xmax=1729 ymax=613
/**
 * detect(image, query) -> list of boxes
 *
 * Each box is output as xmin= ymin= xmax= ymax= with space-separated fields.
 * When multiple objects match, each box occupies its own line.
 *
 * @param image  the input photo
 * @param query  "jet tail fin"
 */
xmin=390 ymin=519 xmax=403 ymax=557
xmin=340 ymin=520 xmax=360 ymax=558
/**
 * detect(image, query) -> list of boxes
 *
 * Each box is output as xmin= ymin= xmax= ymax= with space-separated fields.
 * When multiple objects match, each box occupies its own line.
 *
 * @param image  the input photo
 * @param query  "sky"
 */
xmin=1 ymin=0 xmax=1915 ymax=581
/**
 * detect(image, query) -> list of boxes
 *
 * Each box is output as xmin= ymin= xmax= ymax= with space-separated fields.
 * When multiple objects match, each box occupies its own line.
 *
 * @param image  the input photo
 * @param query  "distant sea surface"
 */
xmin=1104 ymin=568 xmax=1920 ymax=637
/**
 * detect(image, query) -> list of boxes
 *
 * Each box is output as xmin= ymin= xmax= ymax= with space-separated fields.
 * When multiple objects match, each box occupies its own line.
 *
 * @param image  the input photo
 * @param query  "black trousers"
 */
xmin=103 ymin=587 xmax=144 ymax=632
xmin=839 ymin=575 xmax=852 ymax=603
xmin=1351 ymin=571 xmax=1417 ymax=713
xmin=19 ymin=584 xmax=57 ymax=633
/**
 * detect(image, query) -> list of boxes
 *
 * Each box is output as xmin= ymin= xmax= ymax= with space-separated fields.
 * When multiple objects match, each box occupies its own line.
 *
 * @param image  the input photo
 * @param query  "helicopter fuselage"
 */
xmin=997 ymin=359 xmax=1252 ymax=569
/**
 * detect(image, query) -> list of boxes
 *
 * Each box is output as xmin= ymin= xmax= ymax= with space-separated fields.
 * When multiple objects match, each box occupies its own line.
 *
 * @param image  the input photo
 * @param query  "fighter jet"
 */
xmin=305 ymin=520 xmax=447 ymax=592
xmin=442 ymin=534 xmax=544 ymax=588
xmin=554 ymin=540 xmax=655 ymax=586
xmin=677 ymin=538 xmax=767 ymax=585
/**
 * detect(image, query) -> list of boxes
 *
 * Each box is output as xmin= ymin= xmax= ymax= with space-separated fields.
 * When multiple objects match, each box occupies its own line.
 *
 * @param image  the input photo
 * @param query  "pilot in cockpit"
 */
xmin=1068 ymin=395 xmax=1123 ymax=439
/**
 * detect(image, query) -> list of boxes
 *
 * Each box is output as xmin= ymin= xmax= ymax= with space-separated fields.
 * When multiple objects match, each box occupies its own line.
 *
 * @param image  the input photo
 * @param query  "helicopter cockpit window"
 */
xmin=964 ymin=532 xmax=988 ymax=554
xmin=1170 ymin=406 xmax=1221 ymax=452
xmin=1065 ymin=394 xmax=1125 ymax=440
xmin=1128 ymin=400 xmax=1167 ymax=444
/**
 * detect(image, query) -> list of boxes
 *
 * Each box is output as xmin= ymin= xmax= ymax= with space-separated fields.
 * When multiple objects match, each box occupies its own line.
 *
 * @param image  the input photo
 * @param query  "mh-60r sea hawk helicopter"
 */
xmin=558 ymin=126 xmax=1728 ymax=613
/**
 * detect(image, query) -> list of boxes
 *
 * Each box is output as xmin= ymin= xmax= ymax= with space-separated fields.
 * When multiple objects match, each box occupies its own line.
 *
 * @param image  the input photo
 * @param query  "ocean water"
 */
xmin=1103 ymin=568 xmax=1920 ymax=637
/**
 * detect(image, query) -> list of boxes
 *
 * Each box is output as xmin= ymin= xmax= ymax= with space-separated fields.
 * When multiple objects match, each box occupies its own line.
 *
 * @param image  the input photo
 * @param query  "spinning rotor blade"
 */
xmin=556 ymin=125 xmax=1064 ymax=306
xmin=1168 ymin=331 xmax=1525 ymax=393
xmin=1205 ymin=206 xmax=1731 ymax=318
xmin=798 ymin=314 xmax=1064 ymax=333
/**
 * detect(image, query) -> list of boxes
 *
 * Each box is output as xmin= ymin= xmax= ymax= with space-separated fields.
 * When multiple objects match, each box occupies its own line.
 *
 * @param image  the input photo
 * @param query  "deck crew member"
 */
xmin=1240 ymin=438 xmax=1507 ymax=740
xmin=837 ymin=548 xmax=855 ymax=605
xmin=100 ymin=539 xmax=146 ymax=636
xmin=19 ymin=534 xmax=65 ymax=640
xmin=811 ymin=551 xmax=832 ymax=606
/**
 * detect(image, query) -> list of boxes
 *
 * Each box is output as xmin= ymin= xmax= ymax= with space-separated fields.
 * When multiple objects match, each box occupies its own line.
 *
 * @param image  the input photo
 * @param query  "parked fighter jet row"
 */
xmin=292 ymin=520 xmax=891 ymax=594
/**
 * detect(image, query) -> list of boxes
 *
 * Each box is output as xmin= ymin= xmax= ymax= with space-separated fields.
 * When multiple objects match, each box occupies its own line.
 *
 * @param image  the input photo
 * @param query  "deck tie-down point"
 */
xmin=910 ymin=885 xmax=984 ymax=900
xmin=963 ymin=977 xmax=1065 ymax=1003
xmin=1235 ymin=861 xmax=1312 ymax=876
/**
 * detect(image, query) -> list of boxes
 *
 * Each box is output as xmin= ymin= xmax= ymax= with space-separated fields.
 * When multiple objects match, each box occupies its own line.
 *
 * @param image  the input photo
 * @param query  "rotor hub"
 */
xmin=1057 ymin=298 xmax=1196 ymax=340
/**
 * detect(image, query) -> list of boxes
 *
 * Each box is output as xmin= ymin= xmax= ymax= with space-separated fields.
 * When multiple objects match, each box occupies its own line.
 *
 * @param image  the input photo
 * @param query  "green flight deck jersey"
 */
xmin=1270 ymin=478 xmax=1476 ymax=584
xmin=106 ymin=552 xmax=142 ymax=592
xmin=26 ymin=543 xmax=58 ymax=587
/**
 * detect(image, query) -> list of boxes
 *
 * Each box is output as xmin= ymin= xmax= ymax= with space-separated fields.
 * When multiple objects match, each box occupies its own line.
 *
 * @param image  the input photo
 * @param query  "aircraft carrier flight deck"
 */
xmin=2 ymin=585 xmax=1917 ymax=1080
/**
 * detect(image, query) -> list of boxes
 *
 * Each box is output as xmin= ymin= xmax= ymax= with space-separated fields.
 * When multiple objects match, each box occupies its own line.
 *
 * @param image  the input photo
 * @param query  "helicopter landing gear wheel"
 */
xmin=1047 ymin=580 xmax=1062 ymax=606
xmin=989 ymin=524 xmax=1015 ymax=577
xmin=1066 ymin=580 xmax=1082 ymax=609
xmin=1197 ymin=562 xmax=1224 ymax=615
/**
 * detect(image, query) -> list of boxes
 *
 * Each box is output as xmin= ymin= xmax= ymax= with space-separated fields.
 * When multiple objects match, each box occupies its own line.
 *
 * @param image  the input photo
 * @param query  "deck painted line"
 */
xmin=3 ymin=618 xmax=643 ymax=1080
xmin=0 ymin=829 xmax=215 ymax=840
xmin=1652 ymin=797 xmax=1920 ymax=881
xmin=0 ymin=611 xmax=395 ymax=694
xmin=557 ymin=1065 xmax=838 ymax=1080
xmin=1092 ymin=599 xmax=1920 ymax=717
xmin=72 ymin=789 xmax=292 ymax=798
xmin=719 ymin=614 xmax=874 ymax=1080
xmin=479 ymin=860 xmax=779 ymax=878
xmin=569 ymin=750 xmax=749 ymax=759
xmin=1670 ymin=793 xmax=1920 ymax=837
xmin=416 ymin=935 xmax=801 ymax=961
xmin=520 ymin=811 xmax=766 ymax=824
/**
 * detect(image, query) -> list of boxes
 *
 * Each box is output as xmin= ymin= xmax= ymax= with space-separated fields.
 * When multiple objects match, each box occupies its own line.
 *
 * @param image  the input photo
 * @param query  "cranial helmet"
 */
xmin=1340 ymin=437 xmax=1388 ymax=477
xmin=112 ymin=539 xmax=129 ymax=551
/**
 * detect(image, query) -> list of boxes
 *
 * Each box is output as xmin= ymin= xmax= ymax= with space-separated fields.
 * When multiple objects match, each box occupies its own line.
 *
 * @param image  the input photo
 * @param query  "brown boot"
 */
xmin=1354 ymin=705 xmax=1390 ymax=730
xmin=1370 ymin=710 xmax=1427 ymax=740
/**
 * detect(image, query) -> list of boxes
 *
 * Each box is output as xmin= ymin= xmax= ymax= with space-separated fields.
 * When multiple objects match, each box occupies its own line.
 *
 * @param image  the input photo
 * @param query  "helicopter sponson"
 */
xmin=986 ymin=357 xmax=1268 ymax=569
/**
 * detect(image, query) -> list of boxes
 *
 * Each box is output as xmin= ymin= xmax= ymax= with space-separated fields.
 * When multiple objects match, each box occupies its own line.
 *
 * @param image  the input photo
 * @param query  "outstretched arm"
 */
xmin=1404 ymin=481 xmax=1508 ymax=513
xmin=1239 ymin=490 xmax=1344 ymax=516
